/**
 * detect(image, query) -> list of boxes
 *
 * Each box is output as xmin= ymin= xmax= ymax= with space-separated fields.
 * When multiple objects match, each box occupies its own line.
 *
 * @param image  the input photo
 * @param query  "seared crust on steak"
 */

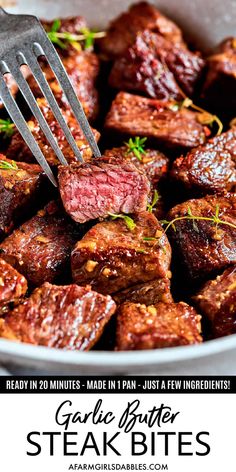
xmin=0 ymin=155 xmax=47 ymax=240
xmin=58 ymin=156 xmax=150 ymax=223
xmin=167 ymin=194 xmax=236 ymax=281
xmin=0 ymin=282 xmax=116 ymax=350
xmin=116 ymin=301 xmax=202 ymax=350
xmin=7 ymin=99 xmax=100 ymax=166
xmin=194 ymin=266 xmax=236 ymax=337
xmin=105 ymin=92 xmax=209 ymax=151
xmin=171 ymin=129 xmax=236 ymax=195
xmin=113 ymin=278 xmax=173 ymax=305
xmin=109 ymin=30 xmax=204 ymax=99
xmin=0 ymin=201 xmax=81 ymax=287
xmin=0 ymin=258 xmax=27 ymax=315
xmin=71 ymin=211 xmax=171 ymax=294
xmin=99 ymin=1 xmax=184 ymax=59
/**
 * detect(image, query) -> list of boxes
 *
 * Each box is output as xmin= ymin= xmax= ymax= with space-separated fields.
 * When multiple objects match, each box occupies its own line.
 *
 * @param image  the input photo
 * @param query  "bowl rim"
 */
xmin=0 ymin=333 xmax=236 ymax=367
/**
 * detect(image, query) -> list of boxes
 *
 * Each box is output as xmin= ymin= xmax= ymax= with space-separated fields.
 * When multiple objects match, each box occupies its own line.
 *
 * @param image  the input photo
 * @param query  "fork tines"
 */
xmin=0 ymin=19 xmax=101 ymax=186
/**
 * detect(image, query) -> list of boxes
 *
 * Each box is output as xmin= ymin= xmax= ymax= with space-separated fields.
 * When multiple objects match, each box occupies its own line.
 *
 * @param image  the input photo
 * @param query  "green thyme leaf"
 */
xmin=187 ymin=206 xmax=192 ymax=217
xmin=80 ymin=27 xmax=95 ymax=49
xmin=0 ymin=160 xmax=18 ymax=170
xmin=124 ymin=136 xmax=147 ymax=161
xmin=147 ymin=190 xmax=159 ymax=213
xmin=51 ymin=18 xmax=61 ymax=33
xmin=108 ymin=213 xmax=136 ymax=231
xmin=0 ymin=119 xmax=15 ymax=138
xmin=215 ymin=204 xmax=220 ymax=220
xmin=160 ymin=219 xmax=170 ymax=226
xmin=143 ymin=237 xmax=157 ymax=241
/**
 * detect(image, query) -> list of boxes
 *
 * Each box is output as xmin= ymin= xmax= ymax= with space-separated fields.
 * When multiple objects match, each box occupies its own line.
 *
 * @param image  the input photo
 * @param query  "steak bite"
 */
xmin=113 ymin=278 xmax=173 ymax=306
xmin=105 ymin=92 xmax=209 ymax=151
xmin=71 ymin=211 xmax=171 ymax=294
xmin=28 ymin=53 xmax=99 ymax=122
xmin=41 ymin=16 xmax=99 ymax=120
xmin=103 ymin=145 xmax=169 ymax=188
xmin=201 ymin=38 xmax=236 ymax=117
xmin=0 ymin=155 xmax=47 ymax=240
xmin=109 ymin=30 xmax=204 ymax=100
xmin=0 ymin=282 xmax=116 ymax=350
xmin=0 ymin=258 xmax=27 ymax=315
xmin=7 ymin=98 xmax=100 ymax=166
xmin=194 ymin=266 xmax=236 ymax=338
xmin=167 ymin=194 xmax=236 ymax=282
xmin=0 ymin=201 xmax=81 ymax=287
xmin=104 ymin=145 xmax=169 ymax=220
xmin=58 ymin=156 xmax=150 ymax=223
xmin=99 ymin=1 xmax=184 ymax=59
xmin=171 ymin=128 xmax=236 ymax=195
xmin=116 ymin=301 xmax=202 ymax=350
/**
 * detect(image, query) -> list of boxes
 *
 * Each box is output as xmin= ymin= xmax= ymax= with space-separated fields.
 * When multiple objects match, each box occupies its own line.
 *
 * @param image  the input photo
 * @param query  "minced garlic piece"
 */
xmin=85 ymin=260 xmax=98 ymax=272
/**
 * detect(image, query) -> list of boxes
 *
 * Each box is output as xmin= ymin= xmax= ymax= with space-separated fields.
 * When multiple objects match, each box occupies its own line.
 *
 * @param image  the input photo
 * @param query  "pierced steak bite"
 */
xmin=71 ymin=211 xmax=171 ymax=294
xmin=109 ymin=30 xmax=204 ymax=100
xmin=0 ymin=258 xmax=27 ymax=315
xmin=194 ymin=266 xmax=236 ymax=338
xmin=116 ymin=301 xmax=202 ymax=350
xmin=113 ymin=278 xmax=173 ymax=305
xmin=0 ymin=155 xmax=47 ymax=240
xmin=28 ymin=52 xmax=99 ymax=122
xmin=0 ymin=201 xmax=82 ymax=287
xmin=58 ymin=156 xmax=150 ymax=223
xmin=171 ymin=128 xmax=236 ymax=195
xmin=105 ymin=92 xmax=209 ymax=151
xmin=99 ymin=1 xmax=184 ymax=59
xmin=201 ymin=38 xmax=236 ymax=117
xmin=0 ymin=282 xmax=116 ymax=350
xmin=7 ymin=99 xmax=100 ymax=166
xmin=167 ymin=194 xmax=236 ymax=282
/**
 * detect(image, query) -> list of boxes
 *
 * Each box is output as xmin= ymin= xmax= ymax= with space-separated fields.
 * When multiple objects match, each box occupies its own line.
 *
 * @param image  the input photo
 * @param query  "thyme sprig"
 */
xmin=180 ymin=98 xmax=223 ymax=136
xmin=124 ymin=137 xmax=147 ymax=161
xmin=142 ymin=235 xmax=167 ymax=254
xmin=147 ymin=190 xmax=159 ymax=213
xmin=108 ymin=213 xmax=136 ymax=231
xmin=160 ymin=205 xmax=236 ymax=237
xmin=161 ymin=60 xmax=223 ymax=136
xmin=47 ymin=19 xmax=106 ymax=50
xmin=0 ymin=119 xmax=15 ymax=138
xmin=0 ymin=160 xmax=18 ymax=170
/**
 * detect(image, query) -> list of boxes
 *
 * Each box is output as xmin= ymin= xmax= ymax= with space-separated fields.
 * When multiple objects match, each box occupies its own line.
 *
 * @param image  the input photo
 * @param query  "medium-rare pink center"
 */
xmin=63 ymin=164 xmax=148 ymax=222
